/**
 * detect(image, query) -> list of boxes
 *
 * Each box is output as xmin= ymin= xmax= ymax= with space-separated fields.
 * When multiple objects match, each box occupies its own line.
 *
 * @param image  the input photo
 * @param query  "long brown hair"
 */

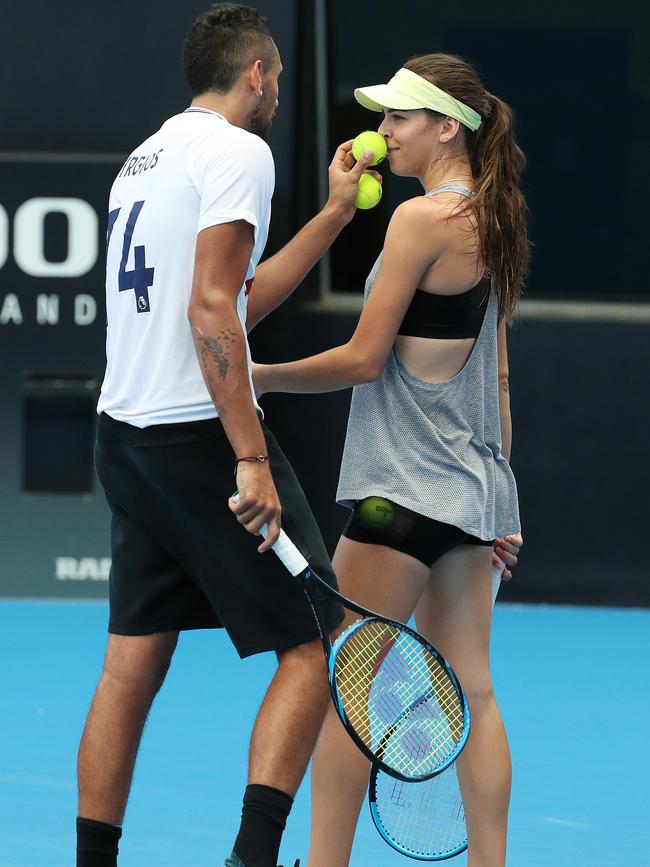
xmin=404 ymin=54 xmax=529 ymax=320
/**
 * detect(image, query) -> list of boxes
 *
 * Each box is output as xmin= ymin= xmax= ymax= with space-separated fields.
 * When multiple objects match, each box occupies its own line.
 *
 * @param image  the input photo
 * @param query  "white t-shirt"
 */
xmin=97 ymin=108 xmax=274 ymax=427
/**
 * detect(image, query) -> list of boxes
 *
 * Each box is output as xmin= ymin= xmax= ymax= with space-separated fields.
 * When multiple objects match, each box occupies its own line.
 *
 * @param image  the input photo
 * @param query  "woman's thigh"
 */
xmin=332 ymin=536 xmax=430 ymax=628
xmin=415 ymin=544 xmax=495 ymax=694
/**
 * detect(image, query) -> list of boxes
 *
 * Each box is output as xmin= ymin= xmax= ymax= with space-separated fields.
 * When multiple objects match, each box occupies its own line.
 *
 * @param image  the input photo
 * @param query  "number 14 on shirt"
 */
xmin=107 ymin=200 xmax=155 ymax=314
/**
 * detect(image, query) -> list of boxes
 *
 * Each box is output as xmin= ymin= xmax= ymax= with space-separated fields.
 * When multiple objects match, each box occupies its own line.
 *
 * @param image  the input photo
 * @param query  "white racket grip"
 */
xmin=260 ymin=524 xmax=309 ymax=576
xmin=491 ymin=563 xmax=502 ymax=607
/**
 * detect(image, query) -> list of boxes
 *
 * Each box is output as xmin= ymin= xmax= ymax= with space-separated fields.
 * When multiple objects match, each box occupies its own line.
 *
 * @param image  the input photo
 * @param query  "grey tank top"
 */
xmin=336 ymin=183 xmax=520 ymax=540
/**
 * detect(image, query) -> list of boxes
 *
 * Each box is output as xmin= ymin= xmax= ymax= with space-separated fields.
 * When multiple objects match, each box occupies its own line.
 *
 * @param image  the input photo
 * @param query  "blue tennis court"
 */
xmin=2 ymin=599 xmax=648 ymax=866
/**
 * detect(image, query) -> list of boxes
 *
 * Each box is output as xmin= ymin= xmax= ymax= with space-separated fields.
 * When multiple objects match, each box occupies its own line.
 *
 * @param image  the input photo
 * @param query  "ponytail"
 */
xmin=470 ymin=92 xmax=529 ymax=320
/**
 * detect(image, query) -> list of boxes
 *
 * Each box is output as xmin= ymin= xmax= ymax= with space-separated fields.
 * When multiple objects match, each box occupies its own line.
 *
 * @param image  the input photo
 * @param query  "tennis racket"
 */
xmin=367 ymin=563 xmax=504 ymax=858
xmin=257 ymin=519 xmax=470 ymax=783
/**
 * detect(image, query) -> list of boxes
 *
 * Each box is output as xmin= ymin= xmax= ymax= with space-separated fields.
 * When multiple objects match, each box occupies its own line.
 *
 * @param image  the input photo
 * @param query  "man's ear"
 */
xmin=246 ymin=59 xmax=264 ymax=96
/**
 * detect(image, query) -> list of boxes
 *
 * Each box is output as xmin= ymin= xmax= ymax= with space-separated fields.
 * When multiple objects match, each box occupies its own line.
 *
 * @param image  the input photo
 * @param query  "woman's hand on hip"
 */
xmin=492 ymin=533 xmax=523 ymax=580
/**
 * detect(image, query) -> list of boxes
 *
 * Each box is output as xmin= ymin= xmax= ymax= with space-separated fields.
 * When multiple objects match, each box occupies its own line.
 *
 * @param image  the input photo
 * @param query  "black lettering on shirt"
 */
xmin=118 ymin=148 xmax=164 ymax=179
xmin=148 ymin=149 xmax=163 ymax=170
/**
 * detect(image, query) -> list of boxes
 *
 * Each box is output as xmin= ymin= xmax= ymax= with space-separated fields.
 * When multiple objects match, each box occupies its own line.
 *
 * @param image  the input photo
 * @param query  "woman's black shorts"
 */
xmin=342 ymin=497 xmax=494 ymax=568
xmin=95 ymin=413 xmax=344 ymax=658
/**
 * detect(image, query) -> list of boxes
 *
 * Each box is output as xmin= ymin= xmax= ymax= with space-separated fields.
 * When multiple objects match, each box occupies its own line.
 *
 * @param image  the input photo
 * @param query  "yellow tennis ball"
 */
xmin=355 ymin=173 xmax=383 ymax=210
xmin=358 ymin=497 xmax=395 ymax=528
xmin=352 ymin=131 xmax=388 ymax=166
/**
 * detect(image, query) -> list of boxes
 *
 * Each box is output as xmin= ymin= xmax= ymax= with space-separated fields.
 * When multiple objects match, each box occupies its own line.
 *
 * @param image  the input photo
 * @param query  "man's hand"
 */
xmin=492 ymin=533 xmax=523 ymax=580
xmin=229 ymin=464 xmax=282 ymax=552
xmin=325 ymin=140 xmax=383 ymax=223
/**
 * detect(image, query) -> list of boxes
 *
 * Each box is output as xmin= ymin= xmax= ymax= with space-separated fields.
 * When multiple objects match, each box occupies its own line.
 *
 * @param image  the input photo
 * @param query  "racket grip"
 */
xmin=231 ymin=492 xmax=309 ymax=576
xmin=491 ymin=564 xmax=502 ymax=606
xmin=260 ymin=524 xmax=310 ymax=576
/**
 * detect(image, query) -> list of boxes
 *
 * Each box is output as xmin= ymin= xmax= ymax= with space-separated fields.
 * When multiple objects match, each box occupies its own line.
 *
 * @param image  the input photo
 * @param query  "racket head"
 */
xmin=329 ymin=617 xmax=470 ymax=782
xmin=369 ymin=759 xmax=468 ymax=861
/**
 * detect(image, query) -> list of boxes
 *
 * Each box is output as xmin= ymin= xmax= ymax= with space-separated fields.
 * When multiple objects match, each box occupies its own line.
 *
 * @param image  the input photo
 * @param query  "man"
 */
xmin=76 ymin=5 xmax=375 ymax=867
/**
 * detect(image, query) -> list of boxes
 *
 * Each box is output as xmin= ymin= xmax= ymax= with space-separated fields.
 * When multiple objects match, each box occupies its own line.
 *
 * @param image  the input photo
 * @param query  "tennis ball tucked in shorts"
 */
xmin=358 ymin=497 xmax=395 ymax=528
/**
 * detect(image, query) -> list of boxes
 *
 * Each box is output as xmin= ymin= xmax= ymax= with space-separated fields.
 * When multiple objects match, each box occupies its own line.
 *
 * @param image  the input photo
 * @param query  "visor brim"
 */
xmin=354 ymin=84 xmax=426 ymax=113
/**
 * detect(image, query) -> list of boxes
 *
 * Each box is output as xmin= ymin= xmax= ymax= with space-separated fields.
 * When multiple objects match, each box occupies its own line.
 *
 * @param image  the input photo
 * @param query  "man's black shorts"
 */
xmin=95 ymin=413 xmax=344 ymax=657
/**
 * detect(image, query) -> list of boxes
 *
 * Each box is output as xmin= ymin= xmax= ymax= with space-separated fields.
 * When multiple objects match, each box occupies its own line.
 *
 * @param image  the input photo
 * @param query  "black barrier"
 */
xmin=22 ymin=374 xmax=99 ymax=494
xmin=0 ymin=158 xmax=117 ymax=598
xmin=2 ymin=155 xmax=649 ymax=606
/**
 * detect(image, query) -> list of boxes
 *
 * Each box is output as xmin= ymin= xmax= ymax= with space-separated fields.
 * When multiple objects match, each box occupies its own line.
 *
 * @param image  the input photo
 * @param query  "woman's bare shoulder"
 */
xmin=393 ymin=193 xmax=476 ymax=229
xmin=386 ymin=195 xmax=476 ymax=257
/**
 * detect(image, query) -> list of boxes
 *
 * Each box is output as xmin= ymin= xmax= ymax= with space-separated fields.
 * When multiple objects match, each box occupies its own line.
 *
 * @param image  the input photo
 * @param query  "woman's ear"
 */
xmin=439 ymin=116 xmax=461 ymax=144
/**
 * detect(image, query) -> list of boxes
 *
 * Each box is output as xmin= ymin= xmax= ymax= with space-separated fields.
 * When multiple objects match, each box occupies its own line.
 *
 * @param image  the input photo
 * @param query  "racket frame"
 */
xmin=327 ymin=610 xmax=469 ymax=782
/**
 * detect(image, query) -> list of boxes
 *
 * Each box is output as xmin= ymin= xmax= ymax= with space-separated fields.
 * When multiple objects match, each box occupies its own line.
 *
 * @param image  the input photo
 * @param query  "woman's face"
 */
xmin=377 ymin=108 xmax=442 ymax=178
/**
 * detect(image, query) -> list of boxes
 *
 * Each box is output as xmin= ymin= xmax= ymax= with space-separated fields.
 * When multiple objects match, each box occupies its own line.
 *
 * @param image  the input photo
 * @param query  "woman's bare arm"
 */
xmin=254 ymin=198 xmax=449 ymax=394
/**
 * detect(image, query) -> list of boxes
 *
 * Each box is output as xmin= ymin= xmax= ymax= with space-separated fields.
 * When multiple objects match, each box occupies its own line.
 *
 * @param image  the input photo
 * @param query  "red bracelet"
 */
xmin=234 ymin=454 xmax=269 ymax=475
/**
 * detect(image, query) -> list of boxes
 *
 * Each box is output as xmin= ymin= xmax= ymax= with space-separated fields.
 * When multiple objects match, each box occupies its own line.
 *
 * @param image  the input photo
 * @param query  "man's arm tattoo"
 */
xmin=199 ymin=329 xmax=237 ymax=380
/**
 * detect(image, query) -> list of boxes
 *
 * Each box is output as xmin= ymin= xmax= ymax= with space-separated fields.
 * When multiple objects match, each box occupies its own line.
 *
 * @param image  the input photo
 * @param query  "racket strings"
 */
xmin=335 ymin=624 xmax=459 ymax=708
xmin=336 ymin=626 xmax=458 ymax=732
xmin=373 ymin=763 xmax=467 ymax=858
xmin=333 ymin=620 xmax=465 ymax=777
xmin=336 ymin=625 xmax=457 ymax=713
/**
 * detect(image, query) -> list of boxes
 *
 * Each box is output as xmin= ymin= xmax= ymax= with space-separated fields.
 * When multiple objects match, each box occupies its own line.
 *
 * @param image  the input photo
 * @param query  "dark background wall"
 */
xmin=0 ymin=1 xmax=648 ymax=604
xmin=326 ymin=0 xmax=649 ymax=303
xmin=1 ymin=0 xmax=298 ymax=254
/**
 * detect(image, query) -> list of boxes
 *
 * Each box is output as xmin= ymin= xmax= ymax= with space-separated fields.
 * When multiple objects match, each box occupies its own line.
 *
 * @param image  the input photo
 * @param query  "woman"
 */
xmin=254 ymin=53 xmax=527 ymax=867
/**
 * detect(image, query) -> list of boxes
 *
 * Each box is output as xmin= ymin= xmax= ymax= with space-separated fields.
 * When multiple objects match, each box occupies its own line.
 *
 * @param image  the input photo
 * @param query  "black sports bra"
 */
xmin=397 ymin=275 xmax=490 ymax=339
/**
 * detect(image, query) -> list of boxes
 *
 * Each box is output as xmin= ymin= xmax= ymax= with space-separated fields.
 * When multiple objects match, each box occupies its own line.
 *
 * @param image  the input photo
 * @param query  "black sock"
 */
xmin=232 ymin=784 xmax=294 ymax=867
xmin=76 ymin=817 xmax=122 ymax=867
